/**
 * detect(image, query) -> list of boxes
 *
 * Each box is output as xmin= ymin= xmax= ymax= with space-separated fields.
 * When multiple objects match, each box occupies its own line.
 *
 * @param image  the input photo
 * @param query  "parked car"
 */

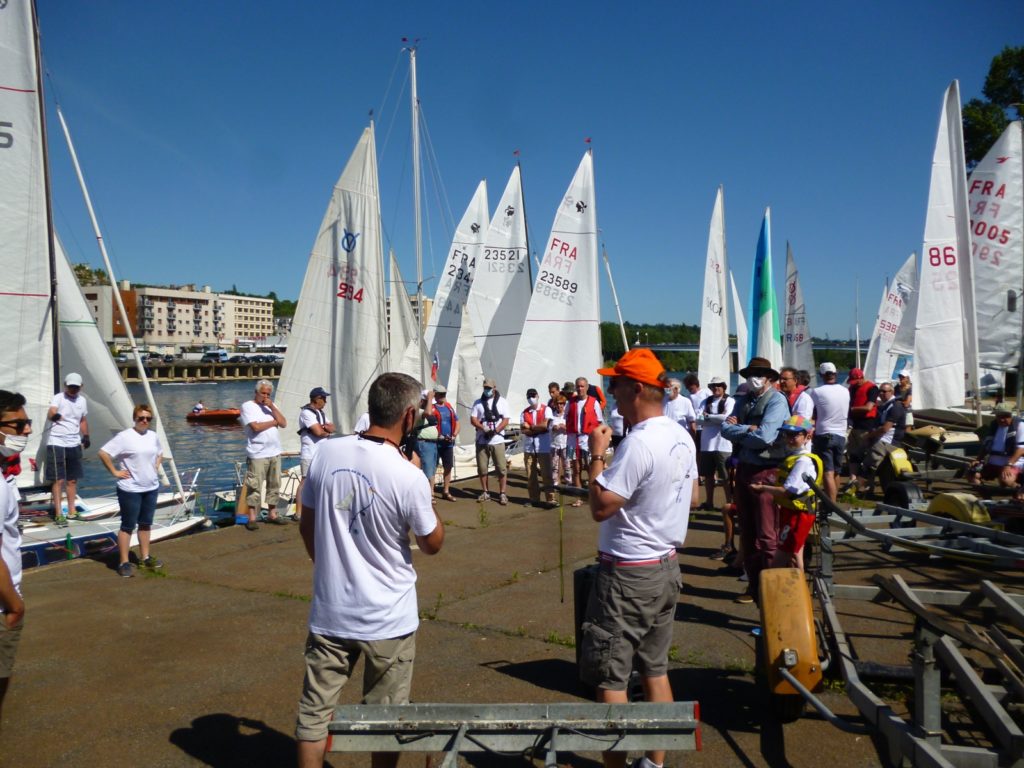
xmin=114 ymin=354 xmax=129 ymax=363
xmin=228 ymin=355 xmax=248 ymax=363
xmin=200 ymin=351 xmax=229 ymax=363
xmin=162 ymin=354 xmax=175 ymax=363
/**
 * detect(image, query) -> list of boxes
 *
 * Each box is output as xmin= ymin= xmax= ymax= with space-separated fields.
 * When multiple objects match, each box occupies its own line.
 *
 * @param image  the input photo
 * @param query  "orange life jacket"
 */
xmin=566 ymin=396 xmax=600 ymax=435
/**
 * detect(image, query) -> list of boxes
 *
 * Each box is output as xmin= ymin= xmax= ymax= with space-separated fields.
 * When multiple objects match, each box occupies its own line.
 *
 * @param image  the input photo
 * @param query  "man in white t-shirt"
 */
xmin=582 ymin=349 xmax=695 ymax=768
xmin=809 ymin=362 xmax=851 ymax=502
xmin=239 ymin=379 xmax=290 ymax=530
xmin=663 ymin=377 xmax=697 ymax=437
xmin=296 ymin=387 xmax=335 ymax=523
xmin=296 ymin=372 xmax=444 ymax=768
xmin=470 ymin=377 xmax=511 ymax=505
xmin=0 ymin=391 xmax=29 ymax=720
xmin=46 ymin=372 xmax=90 ymax=521
xmin=780 ymin=367 xmax=814 ymax=420
xmin=521 ymin=388 xmax=554 ymax=508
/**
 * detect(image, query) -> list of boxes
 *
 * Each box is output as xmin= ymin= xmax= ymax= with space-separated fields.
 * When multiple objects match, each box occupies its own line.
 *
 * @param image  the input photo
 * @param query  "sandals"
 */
xmin=442 ymin=492 xmax=456 ymax=502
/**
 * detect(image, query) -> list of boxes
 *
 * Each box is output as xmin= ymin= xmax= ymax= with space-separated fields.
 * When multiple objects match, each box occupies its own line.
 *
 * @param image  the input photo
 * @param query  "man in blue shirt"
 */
xmin=721 ymin=357 xmax=789 ymax=604
xmin=430 ymin=384 xmax=459 ymax=501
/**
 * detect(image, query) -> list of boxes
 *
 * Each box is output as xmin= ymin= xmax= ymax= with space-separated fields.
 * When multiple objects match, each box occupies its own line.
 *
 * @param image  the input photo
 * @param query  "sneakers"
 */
xmin=734 ymin=592 xmax=754 ymax=604
xmin=140 ymin=555 xmax=163 ymax=570
xmin=245 ymin=520 xmax=259 ymax=531
xmin=117 ymin=562 xmax=133 ymax=579
xmin=55 ymin=515 xmax=68 ymax=527
xmin=710 ymin=545 xmax=735 ymax=561
xmin=498 ymin=493 xmax=509 ymax=506
xmin=477 ymin=492 xmax=491 ymax=502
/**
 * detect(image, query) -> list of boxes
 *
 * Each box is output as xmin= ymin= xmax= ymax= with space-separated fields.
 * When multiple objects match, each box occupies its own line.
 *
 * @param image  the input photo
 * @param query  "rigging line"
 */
xmin=377 ymin=66 xmax=410 ymax=169
xmin=380 ymin=127 xmax=412 ymax=257
xmin=374 ymin=48 xmax=406 ymax=138
xmin=418 ymin=103 xmax=456 ymax=234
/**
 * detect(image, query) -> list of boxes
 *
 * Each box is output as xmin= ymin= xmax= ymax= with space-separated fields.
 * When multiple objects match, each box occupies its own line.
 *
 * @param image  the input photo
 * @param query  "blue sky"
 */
xmin=36 ymin=0 xmax=1023 ymax=339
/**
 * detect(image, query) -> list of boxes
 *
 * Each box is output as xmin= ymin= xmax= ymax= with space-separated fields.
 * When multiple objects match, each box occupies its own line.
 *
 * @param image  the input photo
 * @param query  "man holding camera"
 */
xmin=470 ymin=377 xmax=510 ymax=505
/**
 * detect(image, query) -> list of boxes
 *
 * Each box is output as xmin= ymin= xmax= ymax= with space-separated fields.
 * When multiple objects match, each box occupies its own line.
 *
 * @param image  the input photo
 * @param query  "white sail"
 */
xmin=388 ymin=250 xmax=424 ymax=378
xmin=864 ymin=253 xmax=917 ymax=381
xmin=697 ymin=186 xmax=731 ymax=385
xmin=507 ymin=152 xmax=600 ymax=416
xmin=277 ymin=124 xmax=387 ymax=446
xmin=730 ymin=271 xmax=748 ymax=373
xmin=970 ymin=120 xmax=1023 ymax=370
xmin=781 ymin=243 xmax=815 ymax=375
xmin=423 ymin=181 xmax=489 ymax=386
xmin=889 ymin=253 xmax=919 ymax=357
xmin=446 ymin=319 xmax=484 ymax=447
xmin=467 ymin=166 xmax=530 ymax=393
xmin=0 ymin=0 xmax=55 ymax=476
xmin=913 ymin=81 xmax=977 ymax=411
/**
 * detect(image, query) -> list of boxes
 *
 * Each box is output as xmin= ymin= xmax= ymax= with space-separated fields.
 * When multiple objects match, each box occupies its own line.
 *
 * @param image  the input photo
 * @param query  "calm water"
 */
xmin=78 ymin=379 xmax=283 ymax=503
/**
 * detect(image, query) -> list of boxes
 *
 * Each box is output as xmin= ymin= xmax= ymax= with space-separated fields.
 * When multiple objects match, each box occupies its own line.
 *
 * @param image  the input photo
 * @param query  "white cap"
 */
xmin=819 ymin=362 xmax=837 ymax=375
xmin=65 ymin=372 xmax=83 ymax=387
xmin=898 ymin=369 xmax=912 ymax=378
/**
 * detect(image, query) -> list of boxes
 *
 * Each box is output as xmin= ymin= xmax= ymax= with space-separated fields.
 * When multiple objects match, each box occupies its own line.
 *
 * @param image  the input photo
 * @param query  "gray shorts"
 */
xmin=580 ymin=554 xmax=680 ymax=689
xmin=45 ymin=445 xmax=83 ymax=482
xmin=699 ymin=450 xmax=730 ymax=479
xmin=812 ymin=433 xmax=847 ymax=472
xmin=0 ymin=616 xmax=23 ymax=677
xmin=295 ymin=631 xmax=416 ymax=742
xmin=475 ymin=442 xmax=507 ymax=476
xmin=244 ymin=455 xmax=281 ymax=507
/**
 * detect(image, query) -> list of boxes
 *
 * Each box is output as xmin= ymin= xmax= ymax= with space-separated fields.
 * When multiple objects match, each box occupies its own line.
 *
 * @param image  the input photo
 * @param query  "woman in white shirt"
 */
xmin=697 ymin=378 xmax=736 ymax=560
xmin=99 ymin=404 xmax=164 ymax=578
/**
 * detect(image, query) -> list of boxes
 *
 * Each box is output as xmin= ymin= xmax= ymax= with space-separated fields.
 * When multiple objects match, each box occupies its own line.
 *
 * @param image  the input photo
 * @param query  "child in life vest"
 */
xmin=748 ymin=415 xmax=822 ymax=571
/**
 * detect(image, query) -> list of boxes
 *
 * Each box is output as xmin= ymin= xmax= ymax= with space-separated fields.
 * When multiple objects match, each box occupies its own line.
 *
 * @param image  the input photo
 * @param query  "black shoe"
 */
xmin=718 ymin=564 xmax=743 ymax=576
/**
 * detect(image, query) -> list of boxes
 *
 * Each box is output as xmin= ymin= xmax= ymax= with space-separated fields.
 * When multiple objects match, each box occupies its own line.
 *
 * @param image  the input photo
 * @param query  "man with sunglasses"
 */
xmin=0 ymin=391 xmax=30 ymax=719
xmin=581 ymin=349 xmax=696 ymax=768
xmin=46 ymin=372 xmax=90 ymax=521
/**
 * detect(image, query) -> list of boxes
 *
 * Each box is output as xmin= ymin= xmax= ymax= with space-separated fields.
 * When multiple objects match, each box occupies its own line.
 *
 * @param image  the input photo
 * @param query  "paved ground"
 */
xmin=6 ymin=471 xmax=1021 ymax=767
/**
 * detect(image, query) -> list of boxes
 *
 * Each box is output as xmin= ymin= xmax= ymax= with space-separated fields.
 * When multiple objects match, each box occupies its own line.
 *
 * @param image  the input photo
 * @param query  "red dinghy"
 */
xmin=186 ymin=408 xmax=240 ymax=424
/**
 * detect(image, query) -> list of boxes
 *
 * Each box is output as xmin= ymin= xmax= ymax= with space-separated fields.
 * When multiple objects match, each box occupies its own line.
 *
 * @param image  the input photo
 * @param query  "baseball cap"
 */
xmin=527 ymin=388 xmax=538 ymax=397
xmin=65 ymin=372 xmax=83 ymax=387
xmin=898 ymin=370 xmax=912 ymax=378
xmin=309 ymin=387 xmax=330 ymax=399
xmin=596 ymin=348 xmax=667 ymax=389
xmin=483 ymin=377 xmax=497 ymax=389
xmin=848 ymin=368 xmax=865 ymax=382
xmin=818 ymin=362 xmax=837 ymax=375
xmin=433 ymin=383 xmax=447 ymax=394
xmin=779 ymin=415 xmax=814 ymax=433
xmin=995 ymin=407 xmax=1013 ymax=417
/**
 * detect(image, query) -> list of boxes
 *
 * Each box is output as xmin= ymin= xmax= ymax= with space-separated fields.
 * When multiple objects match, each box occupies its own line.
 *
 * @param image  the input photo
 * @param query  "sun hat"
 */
xmin=65 ymin=372 xmax=83 ymax=387
xmin=708 ymin=376 xmax=727 ymax=387
xmin=995 ymin=407 xmax=1013 ymax=417
xmin=309 ymin=387 xmax=330 ymax=399
xmin=738 ymin=357 xmax=778 ymax=379
xmin=483 ymin=377 xmax=497 ymax=388
xmin=848 ymin=368 xmax=865 ymax=382
xmin=819 ymin=362 xmax=837 ymax=375
xmin=778 ymin=415 xmax=814 ymax=433
xmin=433 ymin=383 xmax=447 ymax=394
xmin=596 ymin=348 xmax=667 ymax=389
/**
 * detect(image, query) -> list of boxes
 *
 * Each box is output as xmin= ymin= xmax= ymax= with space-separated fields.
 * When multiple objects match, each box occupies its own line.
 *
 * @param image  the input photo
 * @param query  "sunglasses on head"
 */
xmin=0 ymin=418 xmax=32 ymax=434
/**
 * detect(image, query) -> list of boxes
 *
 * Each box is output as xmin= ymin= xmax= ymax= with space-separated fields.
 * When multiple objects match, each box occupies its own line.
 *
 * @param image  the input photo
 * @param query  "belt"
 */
xmin=598 ymin=550 xmax=676 ymax=567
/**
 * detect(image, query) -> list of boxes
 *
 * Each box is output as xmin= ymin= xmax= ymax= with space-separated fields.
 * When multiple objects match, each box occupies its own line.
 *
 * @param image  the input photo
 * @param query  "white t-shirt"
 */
xmin=471 ymin=396 xmax=510 ymax=446
xmin=595 ymin=415 xmax=697 ymax=559
xmin=988 ymin=421 xmax=1024 ymax=468
xmin=663 ymin=395 xmax=696 ymax=429
xmin=354 ymin=412 xmax=370 ymax=434
xmin=521 ymin=405 xmax=553 ymax=454
xmin=1 ymin=476 xmax=21 ymax=599
xmin=302 ymin=434 xmax=437 ymax=640
xmin=549 ymin=413 xmax=567 ymax=450
xmin=241 ymin=400 xmax=282 ymax=459
xmin=608 ymin=408 xmax=625 ymax=438
xmin=698 ymin=395 xmax=735 ymax=453
xmin=688 ymin=387 xmax=712 ymax=418
xmin=809 ymin=384 xmax=850 ymax=436
xmin=99 ymin=428 xmax=162 ymax=492
xmin=783 ymin=450 xmax=817 ymax=496
xmin=299 ymin=406 xmax=330 ymax=463
xmin=790 ymin=390 xmax=814 ymax=421
xmin=47 ymin=392 xmax=87 ymax=447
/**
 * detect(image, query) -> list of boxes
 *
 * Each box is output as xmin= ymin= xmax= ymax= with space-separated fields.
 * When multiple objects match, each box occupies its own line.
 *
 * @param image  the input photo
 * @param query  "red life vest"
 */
xmin=567 ymin=396 xmax=600 ymax=435
xmin=785 ymin=385 xmax=806 ymax=412
xmin=430 ymin=402 xmax=457 ymax=437
xmin=850 ymin=380 xmax=878 ymax=420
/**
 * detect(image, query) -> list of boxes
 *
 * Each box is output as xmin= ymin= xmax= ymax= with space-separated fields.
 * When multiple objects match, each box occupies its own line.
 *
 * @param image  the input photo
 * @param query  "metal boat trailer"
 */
xmin=326 ymin=702 xmax=700 ymax=766
xmin=769 ymin=484 xmax=1024 ymax=766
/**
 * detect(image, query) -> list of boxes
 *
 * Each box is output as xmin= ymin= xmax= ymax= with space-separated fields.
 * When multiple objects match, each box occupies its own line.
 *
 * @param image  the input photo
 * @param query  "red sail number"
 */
xmin=928 ymin=246 xmax=956 ymax=267
xmin=337 ymin=281 xmax=364 ymax=303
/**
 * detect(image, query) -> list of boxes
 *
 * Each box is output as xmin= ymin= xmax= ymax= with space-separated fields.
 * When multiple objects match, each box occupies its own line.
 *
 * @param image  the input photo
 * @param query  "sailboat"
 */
xmin=969 ymin=120 xmax=1023 ymax=382
xmin=863 ymin=253 xmax=918 ymax=383
xmin=466 ymin=166 xmax=530 ymax=394
xmin=388 ymin=250 xmax=428 ymax=379
xmin=781 ymin=243 xmax=815 ymax=374
xmin=697 ymin=186 xmax=731 ymax=386
xmin=748 ymin=208 xmax=782 ymax=369
xmin=506 ymin=151 xmax=600 ymax=416
xmin=2 ymin=0 xmax=200 ymax=555
xmin=275 ymin=124 xmax=387 ymax=445
xmin=912 ymin=80 xmax=979 ymax=416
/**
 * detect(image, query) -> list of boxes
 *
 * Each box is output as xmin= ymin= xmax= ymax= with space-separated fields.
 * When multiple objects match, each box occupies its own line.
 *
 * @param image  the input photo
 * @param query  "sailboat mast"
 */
xmin=602 ymin=246 xmax=629 ymax=351
xmin=409 ymin=45 xmax=427 ymax=385
xmin=55 ymin=106 xmax=186 ymax=501
xmin=31 ymin=0 xmax=61 ymax=395
xmin=855 ymin=279 xmax=862 ymax=369
xmin=517 ymin=154 xmax=534 ymax=288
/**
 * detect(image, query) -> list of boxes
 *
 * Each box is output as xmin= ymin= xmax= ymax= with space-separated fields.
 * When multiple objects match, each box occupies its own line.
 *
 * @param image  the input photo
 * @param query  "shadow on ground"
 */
xmin=169 ymin=713 xmax=326 ymax=768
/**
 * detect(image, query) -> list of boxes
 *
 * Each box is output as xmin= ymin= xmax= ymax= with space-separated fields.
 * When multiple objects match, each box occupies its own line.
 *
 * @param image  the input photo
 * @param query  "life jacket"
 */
xmin=850 ymin=380 xmax=878 ymax=421
xmin=988 ymin=419 xmax=1020 ymax=457
xmin=587 ymin=385 xmax=608 ymax=410
xmin=702 ymin=394 xmax=729 ymax=416
xmin=296 ymin=404 xmax=327 ymax=436
xmin=875 ymin=398 xmax=906 ymax=443
xmin=1 ymin=454 xmax=20 ymax=479
xmin=567 ymin=396 xmax=600 ymax=435
xmin=521 ymin=406 xmax=545 ymax=428
xmin=430 ymin=401 xmax=457 ymax=437
xmin=785 ymin=385 xmax=807 ymax=413
xmin=775 ymin=451 xmax=824 ymax=513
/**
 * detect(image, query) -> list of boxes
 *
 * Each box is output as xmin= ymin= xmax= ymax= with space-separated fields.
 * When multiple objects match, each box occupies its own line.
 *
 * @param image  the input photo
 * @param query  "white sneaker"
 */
xmin=478 ymin=492 xmax=491 ymax=502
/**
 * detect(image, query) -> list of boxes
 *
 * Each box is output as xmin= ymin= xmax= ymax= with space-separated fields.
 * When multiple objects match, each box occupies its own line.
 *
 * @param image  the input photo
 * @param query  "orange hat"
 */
xmin=597 ymin=348 xmax=667 ymax=389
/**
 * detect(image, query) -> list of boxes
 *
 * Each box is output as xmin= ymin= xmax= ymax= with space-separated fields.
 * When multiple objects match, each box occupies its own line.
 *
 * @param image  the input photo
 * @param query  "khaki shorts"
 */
xmin=295 ymin=631 xmax=415 ymax=742
xmin=244 ymin=455 xmax=281 ymax=507
xmin=0 ymin=616 xmax=23 ymax=677
xmin=475 ymin=442 xmax=507 ymax=476
xmin=580 ymin=555 xmax=681 ymax=689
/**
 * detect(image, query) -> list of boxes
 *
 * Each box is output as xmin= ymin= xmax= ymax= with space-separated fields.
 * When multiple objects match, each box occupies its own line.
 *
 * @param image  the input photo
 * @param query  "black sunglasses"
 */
xmin=135 ymin=416 xmax=152 ymax=422
xmin=0 ymin=418 xmax=32 ymax=434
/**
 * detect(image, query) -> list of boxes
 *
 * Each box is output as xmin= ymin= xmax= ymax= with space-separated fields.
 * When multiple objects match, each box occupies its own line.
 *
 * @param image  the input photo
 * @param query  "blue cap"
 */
xmin=309 ymin=387 xmax=330 ymax=400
